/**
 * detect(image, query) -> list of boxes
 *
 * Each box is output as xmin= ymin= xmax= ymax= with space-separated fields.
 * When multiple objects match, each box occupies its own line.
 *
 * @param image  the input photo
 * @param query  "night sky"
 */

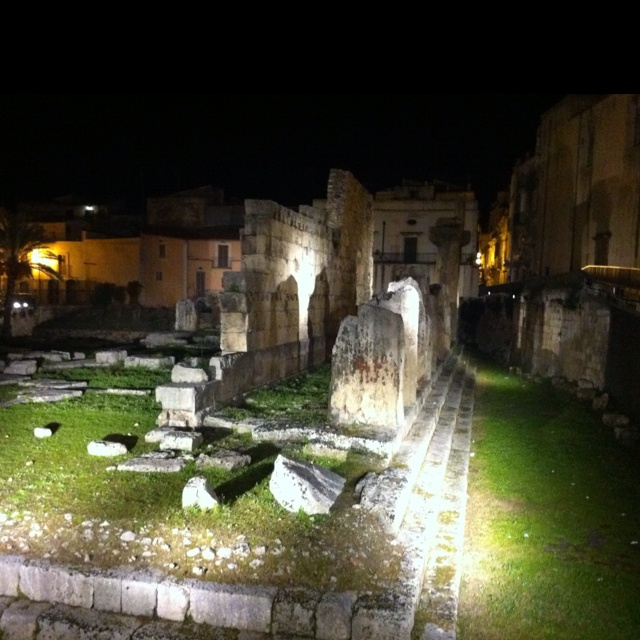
xmin=0 ymin=94 xmax=566 ymax=226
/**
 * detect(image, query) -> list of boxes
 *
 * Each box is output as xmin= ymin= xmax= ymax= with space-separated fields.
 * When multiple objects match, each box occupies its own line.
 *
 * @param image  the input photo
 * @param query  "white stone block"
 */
xmin=188 ymin=581 xmax=276 ymax=632
xmin=121 ymin=570 xmax=161 ymax=617
xmin=87 ymin=440 xmax=128 ymax=456
xmin=0 ymin=554 xmax=24 ymax=597
xmin=93 ymin=571 xmax=122 ymax=613
xmin=159 ymin=431 xmax=203 ymax=452
xmin=95 ymin=350 xmax=127 ymax=365
xmin=157 ymin=578 xmax=190 ymax=622
xmin=182 ymin=476 xmax=219 ymax=510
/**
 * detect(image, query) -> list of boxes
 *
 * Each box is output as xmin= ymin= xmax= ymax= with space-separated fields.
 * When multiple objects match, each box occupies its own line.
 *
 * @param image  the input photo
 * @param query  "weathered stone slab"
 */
xmin=157 ymin=578 xmax=190 ymax=622
xmin=182 ymin=476 xmax=219 ymax=510
xmin=95 ymin=350 xmax=128 ymax=365
xmin=171 ymin=363 xmax=209 ymax=384
xmin=329 ymin=304 xmax=405 ymax=428
xmin=0 ymin=554 xmax=25 ymax=597
xmin=18 ymin=378 xmax=87 ymax=389
xmin=316 ymin=591 xmax=358 ymax=640
xmin=17 ymin=388 xmax=84 ymax=403
xmin=0 ymin=599 xmax=52 ymax=640
xmin=159 ymin=431 xmax=203 ymax=452
xmin=116 ymin=457 xmax=186 ymax=473
xmin=4 ymin=359 xmax=38 ymax=375
xmin=273 ymin=588 xmax=321 ymax=637
xmin=92 ymin=570 xmax=123 ymax=613
xmin=269 ymin=454 xmax=345 ymax=515
xmin=187 ymin=581 xmax=276 ymax=632
xmin=88 ymin=440 xmax=128 ymax=457
xmin=19 ymin=561 xmax=93 ymax=608
xmin=121 ymin=570 xmax=162 ymax=617
xmin=195 ymin=449 xmax=251 ymax=471
xmin=37 ymin=603 xmax=142 ymax=640
xmin=155 ymin=382 xmax=217 ymax=413
xmin=125 ymin=355 xmax=175 ymax=370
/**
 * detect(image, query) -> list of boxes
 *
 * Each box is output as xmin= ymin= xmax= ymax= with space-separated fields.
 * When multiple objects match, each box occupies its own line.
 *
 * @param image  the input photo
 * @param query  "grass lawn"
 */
xmin=458 ymin=354 xmax=640 ymax=640
xmin=0 ymin=362 xmax=399 ymax=592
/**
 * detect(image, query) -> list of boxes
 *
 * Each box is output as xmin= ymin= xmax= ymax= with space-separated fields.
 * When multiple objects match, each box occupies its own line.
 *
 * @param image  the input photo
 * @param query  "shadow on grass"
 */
xmin=44 ymin=421 xmax=61 ymax=434
xmin=103 ymin=433 xmax=138 ymax=450
xmin=215 ymin=449 xmax=280 ymax=504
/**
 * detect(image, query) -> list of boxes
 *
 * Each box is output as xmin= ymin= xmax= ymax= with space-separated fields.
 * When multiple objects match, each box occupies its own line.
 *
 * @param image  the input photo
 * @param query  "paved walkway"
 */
xmin=0 ymin=350 xmax=475 ymax=640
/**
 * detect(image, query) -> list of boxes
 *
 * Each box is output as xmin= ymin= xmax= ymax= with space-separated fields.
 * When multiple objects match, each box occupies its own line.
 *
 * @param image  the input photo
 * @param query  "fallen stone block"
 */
xmin=159 ymin=431 xmax=203 ymax=452
xmin=171 ymin=363 xmax=209 ymax=383
xmin=117 ymin=457 xmax=187 ymax=473
xmin=4 ymin=360 xmax=38 ymax=376
xmin=34 ymin=427 xmax=53 ymax=438
xmin=269 ymin=454 xmax=345 ymax=515
xmin=182 ymin=476 xmax=219 ymax=510
xmin=195 ymin=449 xmax=251 ymax=471
xmin=17 ymin=389 xmax=84 ymax=403
xmin=95 ymin=350 xmax=128 ymax=365
xmin=88 ymin=440 xmax=129 ymax=457
xmin=125 ymin=355 xmax=175 ymax=370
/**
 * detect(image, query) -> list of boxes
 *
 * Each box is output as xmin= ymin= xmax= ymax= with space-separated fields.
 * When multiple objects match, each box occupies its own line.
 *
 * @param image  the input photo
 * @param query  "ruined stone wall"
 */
xmin=514 ymin=287 xmax=610 ymax=389
xmin=215 ymin=170 xmax=373 ymax=402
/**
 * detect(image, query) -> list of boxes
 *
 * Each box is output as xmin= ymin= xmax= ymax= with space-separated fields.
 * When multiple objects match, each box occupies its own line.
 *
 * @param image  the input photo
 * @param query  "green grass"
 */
xmin=0 ymin=363 xmax=398 ymax=591
xmin=34 ymin=364 xmax=173 ymax=389
xmin=458 ymin=354 xmax=640 ymax=640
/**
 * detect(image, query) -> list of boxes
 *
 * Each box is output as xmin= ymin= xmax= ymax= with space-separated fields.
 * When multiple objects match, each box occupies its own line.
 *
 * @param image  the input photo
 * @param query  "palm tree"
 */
xmin=0 ymin=207 xmax=62 ymax=339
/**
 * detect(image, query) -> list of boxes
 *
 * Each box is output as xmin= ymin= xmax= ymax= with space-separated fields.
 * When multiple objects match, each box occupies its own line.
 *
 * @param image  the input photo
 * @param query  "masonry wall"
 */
xmin=514 ymin=287 xmax=610 ymax=389
xmin=216 ymin=170 xmax=373 ymax=401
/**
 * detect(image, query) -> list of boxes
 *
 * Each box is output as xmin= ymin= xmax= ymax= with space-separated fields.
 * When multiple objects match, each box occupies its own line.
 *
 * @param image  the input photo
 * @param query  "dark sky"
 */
xmin=0 ymin=94 xmax=566 ymax=224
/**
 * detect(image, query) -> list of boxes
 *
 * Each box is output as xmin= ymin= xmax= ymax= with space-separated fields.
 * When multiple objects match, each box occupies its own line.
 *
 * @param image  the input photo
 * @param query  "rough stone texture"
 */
xmin=329 ymin=304 xmax=405 ymax=428
xmin=272 ymin=588 xmax=321 ymax=637
xmin=116 ymin=458 xmax=186 ymax=473
xmin=17 ymin=388 xmax=84 ymax=403
xmin=95 ymin=350 xmax=128 ymax=365
xmin=87 ymin=440 xmax=128 ymax=457
xmin=92 ymin=571 xmax=123 ymax=613
xmin=269 ymin=455 xmax=345 ymax=515
xmin=316 ymin=591 xmax=358 ymax=640
xmin=159 ymin=431 xmax=203 ymax=452
xmin=351 ymin=592 xmax=414 ymax=640
xmin=187 ymin=581 xmax=276 ymax=632
xmin=182 ymin=476 xmax=219 ymax=510
xmin=157 ymin=578 xmax=190 ymax=622
xmin=175 ymin=299 xmax=198 ymax=332
xmin=195 ymin=450 xmax=251 ymax=471
xmin=0 ymin=555 xmax=25 ymax=597
xmin=37 ymin=603 xmax=143 ymax=640
xmin=125 ymin=356 xmax=175 ymax=370
xmin=0 ymin=599 xmax=52 ymax=640
xmin=171 ymin=363 xmax=209 ymax=384
xmin=121 ymin=570 xmax=162 ymax=617
xmin=3 ymin=360 xmax=38 ymax=375
xmin=19 ymin=562 xmax=93 ymax=609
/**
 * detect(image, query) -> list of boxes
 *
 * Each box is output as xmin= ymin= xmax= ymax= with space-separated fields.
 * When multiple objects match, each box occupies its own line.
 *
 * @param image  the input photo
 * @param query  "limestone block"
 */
xmin=87 ymin=440 xmax=128 ymax=457
xmin=0 ymin=554 xmax=24 ymax=596
xmin=155 ymin=382 xmax=217 ymax=413
xmin=124 ymin=356 xmax=175 ymax=370
xmin=159 ymin=431 xmax=203 ymax=452
xmin=269 ymin=455 xmax=345 ymax=515
xmin=187 ymin=581 xmax=276 ymax=632
xmin=19 ymin=561 xmax=92 ymax=608
xmin=121 ymin=570 xmax=162 ymax=617
xmin=171 ymin=363 xmax=209 ymax=383
xmin=157 ymin=578 xmax=190 ymax=622
xmin=351 ymin=592 xmax=414 ymax=640
xmin=117 ymin=458 xmax=186 ymax=473
xmin=316 ymin=591 xmax=358 ymax=640
xmin=95 ymin=350 xmax=127 ymax=365
xmin=3 ymin=360 xmax=38 ymax=375
xmin=37 ymin=604 xmax=142 ymax=640
xmin=273 ymin=588 xmax=321 ymax=637
xmin=34 ymin=427 xmax=53 ymax=438
xmin=182 ymin=476 xmax=219 ymax=510
xmin=219 ymin=292 xmax=247 ymax=314
xmin=196 ymin=450 xmax=251 ymax=471
xmin=93 ymin=570 xmax=123 ymax=612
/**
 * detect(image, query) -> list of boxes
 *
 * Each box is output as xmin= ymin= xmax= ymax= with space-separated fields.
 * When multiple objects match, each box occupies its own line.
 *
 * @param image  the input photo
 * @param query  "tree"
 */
xmin=0 ymin=207 xmax=62 ymax=339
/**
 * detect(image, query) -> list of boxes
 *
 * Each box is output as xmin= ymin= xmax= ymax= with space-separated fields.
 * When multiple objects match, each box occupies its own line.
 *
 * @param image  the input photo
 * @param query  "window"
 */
xmin=404 ymin=237 xmax=418 ymax=263
xmin=196 ymin=269 xmax=205 ymax=298
xmin=155 ymin=271 xmax=163 ymax=281
xmin=159 ymin=244 xmax=166 ymax=259
xmin=217 ymin=244 xmax=230 ymax=268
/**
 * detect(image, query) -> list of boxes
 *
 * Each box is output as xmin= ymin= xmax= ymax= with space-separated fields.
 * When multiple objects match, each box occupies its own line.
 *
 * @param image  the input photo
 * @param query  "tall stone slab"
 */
xmin=329 ymin=304 xmax=404 ymax=428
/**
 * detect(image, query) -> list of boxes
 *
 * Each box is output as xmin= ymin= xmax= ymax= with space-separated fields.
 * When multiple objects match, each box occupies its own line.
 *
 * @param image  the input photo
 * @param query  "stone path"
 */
xmin=0 ymin=350 xmax=475 ymax=640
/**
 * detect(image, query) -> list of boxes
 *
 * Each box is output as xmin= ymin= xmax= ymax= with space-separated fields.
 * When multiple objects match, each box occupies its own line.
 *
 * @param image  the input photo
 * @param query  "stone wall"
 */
xmin=513 ymin=286 xmax=610 ymax=389
xmin=214 ymin=169 xmax=373 ymax=403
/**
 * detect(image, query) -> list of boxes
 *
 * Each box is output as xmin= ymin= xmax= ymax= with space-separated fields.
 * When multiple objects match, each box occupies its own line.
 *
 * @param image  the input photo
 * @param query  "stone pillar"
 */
xmin=428 ymin=218 xmax=471 ymax=349
xmin=175 ymin=299 xmax=198 ymax=332
xmin=329 ymin=304 xmax=405 ymax=429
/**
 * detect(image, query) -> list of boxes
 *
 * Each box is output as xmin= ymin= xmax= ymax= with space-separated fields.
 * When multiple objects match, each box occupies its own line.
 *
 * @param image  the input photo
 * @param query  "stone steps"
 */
xmin=0 ymin=350 xmax=475 ymax=640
